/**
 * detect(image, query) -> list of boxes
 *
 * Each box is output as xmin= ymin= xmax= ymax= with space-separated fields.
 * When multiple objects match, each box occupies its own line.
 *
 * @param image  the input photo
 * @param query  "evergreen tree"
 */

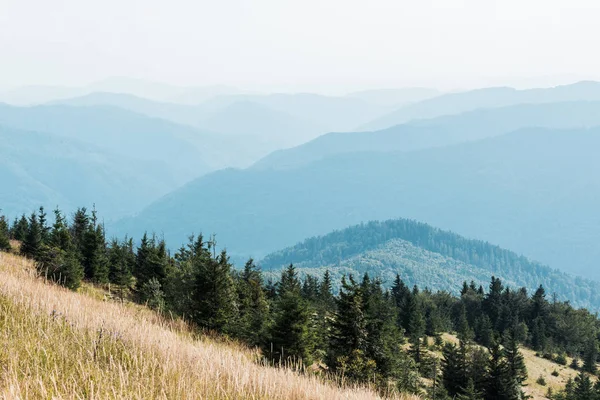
xmin=267 ymin=264 xmax=312 ymax=365
xmin=37 ymin=246 xmax=83 ymax=290
xmin=49 ymin=208 xmax=72 ymax=252
xmin=574 ymin=372 xmax=595 ymax=400
xmin=21 ymin=212 xmax=42 ymax=259
xmin=407 ymin=287 xmax=426 ymax=368
xmin=108 ymin=238 xmax=133 ymax=298
xmin=319 ymin=269 xmax=335 ymax=310
xmin=11 ymin=214 xmax=28 ymax=241
xmin=70 ymin=207 xmax=89 ymax=258
xmin=457 ymin=303 xmax=474 ymax=342
xmin=80 ymin=212 xmax=108 ymax=283
xmin=583 ymin=338 xmax=598 ymax=374
xmin=235 ymin=258 xmax=268 ymax=346
xmin=442 ymin=342 xmax=467 ymax=396
xmin=486 ymin=339 xmax=511 ymax=400
xmin=457 ymin=379 xmax=483 ymax=400
xmin=193 ymin=248 xmax=237 ymax=333
xmin=329 ymin=275 xmax=369 ymax=371
xmin=37 ymin=206 xmax=50 ymax=243
xmin=0 ymin=215 xmax=11 ymax=251
xmin=503 ymin=330 xmax=528 ymax=399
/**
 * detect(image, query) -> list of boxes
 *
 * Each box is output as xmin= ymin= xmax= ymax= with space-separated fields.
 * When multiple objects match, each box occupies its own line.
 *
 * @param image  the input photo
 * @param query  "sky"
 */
xmin=1 ymin=0 xmax=600 ymax=92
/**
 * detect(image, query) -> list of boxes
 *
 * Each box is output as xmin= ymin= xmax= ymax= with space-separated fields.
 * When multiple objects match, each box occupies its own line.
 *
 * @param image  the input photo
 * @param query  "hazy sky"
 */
xmin=2 ymin=0 xmax=600 ymax=92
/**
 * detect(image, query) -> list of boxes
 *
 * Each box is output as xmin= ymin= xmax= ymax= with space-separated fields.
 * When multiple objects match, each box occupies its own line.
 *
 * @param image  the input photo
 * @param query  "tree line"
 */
xmin=2 ymin=207 xmax=600 ymax=399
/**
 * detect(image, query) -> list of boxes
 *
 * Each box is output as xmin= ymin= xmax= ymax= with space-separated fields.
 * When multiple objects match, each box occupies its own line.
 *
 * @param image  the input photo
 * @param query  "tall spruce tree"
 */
xmin=583 ymin=338 xmax=598 ymax=374
xmin=235 ymin=258 xmax=268 ymax=346
xmin=193 ymin=248 xmax=237 ymax=333
xmin=11 ymin=214 xmax=28 ymax=241
xmin=0 ymin=215 xmax=11 ymax=251
xmin=21 ymin=212 xmax=42 ymax=260
xmin=267 ymin=264 xmax=313 ymax=365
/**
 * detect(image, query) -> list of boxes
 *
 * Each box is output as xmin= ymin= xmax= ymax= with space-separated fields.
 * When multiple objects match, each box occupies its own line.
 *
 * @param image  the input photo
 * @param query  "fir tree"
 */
xmin=457 ymin=379 xmax=483 ymax=400
xmin=407 ymin=287 xmax=426 ymax=368
xmin=574 ymin=372 xmax=594 ymax=400
xmin=193 ymin=249 xmax=237 ymax=333
xmin=583 ymin=338 xmax=598 ymax=374
xmin=329 ymin=275 xmax=369 ymax=371
xmin=11 ymin=214 xmax=28 ymax=241
xmin=267 ymin=264 xmax=312 ymax=365
xmin=0 ymin=215 xmax=11 ymax=251
xmin=503 ymin=330 xmax=527 ymax=399
xmin=235 ymin=258 xmax=268 ymax=346
xmin=21 ymin=212 xmax=42 ymax=260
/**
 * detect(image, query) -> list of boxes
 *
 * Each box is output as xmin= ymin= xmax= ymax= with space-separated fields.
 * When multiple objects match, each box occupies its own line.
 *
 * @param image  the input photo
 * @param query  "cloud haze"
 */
xmin=1 ymin=0 xmax=599 ymax=91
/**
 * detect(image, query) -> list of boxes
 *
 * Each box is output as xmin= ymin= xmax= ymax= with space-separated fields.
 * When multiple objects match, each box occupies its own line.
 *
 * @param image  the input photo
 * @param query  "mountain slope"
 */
xmin=113 ymin=127 xmax=600 ymax=278
xmin=260 ymin=219 xmax=600 ymax=310
xmin=363 ymin=81 xmax=600 ymax=130
xmin=0 ymin=103 xmax=220 ymax=181
xmin=0 ymin=251 xmax=395 ymax=400
xmin=0 ymin=125 xmax=174 ymax=219
xmin=254 ymin=100 xmax=600 ymax=170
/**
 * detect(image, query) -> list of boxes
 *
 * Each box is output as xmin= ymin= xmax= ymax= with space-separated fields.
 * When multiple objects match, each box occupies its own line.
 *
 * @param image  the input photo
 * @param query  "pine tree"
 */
xmin=329 ymin=275 xmax=369 ymax=371
xmin=11 ymin=214 xmax=28 ymax=241
xmin=235 ymin=258 xmax=268 ymax=346
xmin=486 ymin=339 xmax=511 ymax=400
xmin=37 ymin=246 xmax=83 ymax=290
xmin=407 ymin=287 xmax=425 ymax=368
xmin=574 ymin=372 xmax=594 ymax=400
xmin=70 ymin=207 xmax=89 ymax=258
xmin=457 ymin=303 xmax=474 ymax=342
xmin=193 ymin=248 xmax=237 ymax=333
xmin=442 ymin=342 xmax=467 ymax=396
xmin=0 ymin=215 xmax=11 ymax=251
xmin=503 ymin=330 xmax=528 ymax=399
xmin=267 ymin=265 xmax=312 ymax=365
xmin=319 ymin=269 xmax=335 ymax=310
xmin=583 ymin=338 xmax=598 ymax=374
xmin=81 ymin=213 xmax=108 ymax=283
xmin=21 ymin=212 xmax=42 ymax=259
xmin=49 ymin=208 xmax=72 ymax=252
xmin=391 ymin=274 xmax=411 ymax=332
xmin=108 ymin=238 xmax=133 ymax=299
xmin=457 ymin=379 xmax=483 ymax=400
xmin=37 ymin=206 xmax=50 ymax=243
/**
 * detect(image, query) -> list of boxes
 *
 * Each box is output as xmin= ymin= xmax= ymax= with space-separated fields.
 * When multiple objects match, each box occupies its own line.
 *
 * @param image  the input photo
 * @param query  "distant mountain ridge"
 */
xmin=254 ymin=100 xmax=600 ymax=170
xmin=362 ymin=81 xmax=600 ymax=130
xmin=260 ymin=219 xmax=600 ymax=310
xmin=113 ymin=126 xmax=600 ymax=279
xmin=0 ymin=125 xmax=173 ymax=219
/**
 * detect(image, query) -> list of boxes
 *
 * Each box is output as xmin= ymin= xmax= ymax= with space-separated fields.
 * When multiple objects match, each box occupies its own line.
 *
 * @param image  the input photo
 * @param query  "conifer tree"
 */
xmin=0 ymin=215 xmax=11 ymax=251
xmin=329 ymin=275 xmax=369 ymax=370
xmin=108 ymin=238 xmax=133 ymax=298
xmin=37 ymin=206 xmax=50 ymax=243
xmin=574 ymin=372 xmax=594 ymax=400
xmin=503 ymin=330 xmax=527 ymax=399
xmin=442 ymin=342 xmax=467 ymax=396
xmin=319 ymin=269 xmax=335 ymax=310
xmin=21 ymin=212 xmax=42 ymax=259
xmin=267 ymin=264 xmax=312 ymax=364
xmin=457 ymin=379 xmax=483 ymax=400
xmin=81 ymin=209 xmax=108 ymax=283
xmin=235 ymin=258 xmax=268 ymax=346
xmin=49 ymin=208 xmax=72 ymax=252
xmin=407 ymin=287 xmax=426 ymax=368
xmin=70 ymin=207 xmax=89 ymax=258
xmin=583 ymin=338 xmax=598 ymax=374
xmin=486 ymin=338 xmax=511 ymax=400
xmin=193 ymin=248 xmax=237 ymax=333
xmin=11 ymin=214 xmax=28 ymax=241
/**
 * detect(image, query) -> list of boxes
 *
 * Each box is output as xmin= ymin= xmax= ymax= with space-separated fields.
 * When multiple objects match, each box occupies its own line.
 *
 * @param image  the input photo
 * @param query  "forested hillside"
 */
xmin=115 ymin=127 xmax=600 ymax=279
xmin=261 ymin=219 xmax=600 ymax=310
xmin=3 ymin=206 xmax=600 ymax=399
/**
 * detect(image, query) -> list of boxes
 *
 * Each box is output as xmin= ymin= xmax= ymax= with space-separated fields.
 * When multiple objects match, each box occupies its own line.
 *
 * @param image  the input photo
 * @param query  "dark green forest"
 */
xmin=261 ymin=219 xmax=600 ymax=310
xmin=2 ymin=207 xmax=600 ymax=399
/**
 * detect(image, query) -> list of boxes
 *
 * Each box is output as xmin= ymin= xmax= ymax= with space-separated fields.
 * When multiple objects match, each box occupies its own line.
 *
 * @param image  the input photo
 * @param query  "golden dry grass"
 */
xmin=0 ymin=251 xmax=419 ymax=400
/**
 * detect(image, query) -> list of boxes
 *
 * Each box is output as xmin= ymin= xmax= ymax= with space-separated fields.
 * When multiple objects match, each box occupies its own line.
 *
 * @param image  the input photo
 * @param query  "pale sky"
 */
xmin=1 ymin=0 xmax=600 ymax=92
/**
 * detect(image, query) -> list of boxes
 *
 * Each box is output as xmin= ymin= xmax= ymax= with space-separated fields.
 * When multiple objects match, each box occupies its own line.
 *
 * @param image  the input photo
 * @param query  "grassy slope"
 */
xmin=0 ymin=251 xmax=416 ymax=400
xmin=441 ymin=334 xmax=584 ymax=400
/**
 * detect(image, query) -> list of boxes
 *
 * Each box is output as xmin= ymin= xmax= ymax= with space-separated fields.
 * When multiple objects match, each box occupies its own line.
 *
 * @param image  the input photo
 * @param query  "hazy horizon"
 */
xmin=3 ymin=0 xmax=600 ymax=94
